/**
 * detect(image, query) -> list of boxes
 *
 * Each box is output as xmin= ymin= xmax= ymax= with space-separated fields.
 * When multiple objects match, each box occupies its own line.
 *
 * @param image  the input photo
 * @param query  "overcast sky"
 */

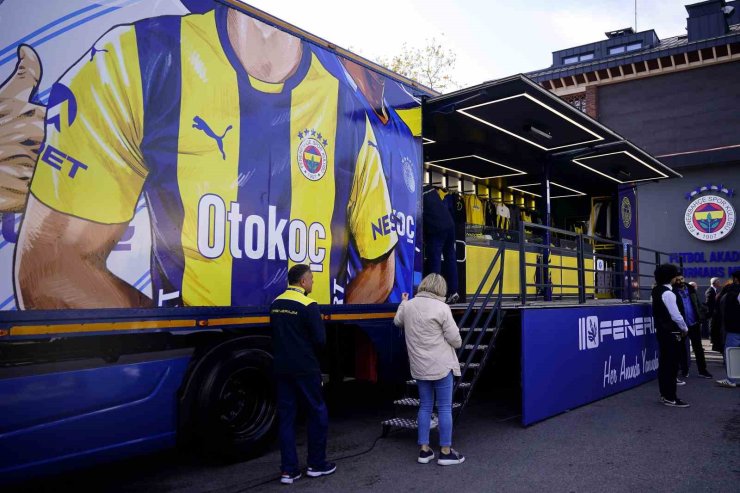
xmin=244 ymin=0 xmax=695 ymax=88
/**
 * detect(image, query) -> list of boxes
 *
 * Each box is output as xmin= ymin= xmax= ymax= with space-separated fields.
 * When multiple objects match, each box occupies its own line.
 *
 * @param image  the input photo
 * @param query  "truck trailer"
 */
xmin=0 ymin=0 xmax=682 ymax=483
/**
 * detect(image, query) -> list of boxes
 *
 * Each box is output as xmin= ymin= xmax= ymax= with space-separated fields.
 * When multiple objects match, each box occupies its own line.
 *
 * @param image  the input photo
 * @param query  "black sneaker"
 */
xmin=662 ymin=397 xmax=690 ymax=408
xmin=307 ymin=462 xmax=337 ymax=478
xmin=280 ymin=471 xmax=301 ymax=484
xmin=698 ymin=371 xmax=713 ymax=379
xmin=437 ymin=448 xmax=465 ymax=466
xmin=676 ymin=377 xmax=686 ymax=386
xmin=418 ymin=449 xmax=435 ymax=464
xmin=446 ymin=292 xmax=460 ymax=304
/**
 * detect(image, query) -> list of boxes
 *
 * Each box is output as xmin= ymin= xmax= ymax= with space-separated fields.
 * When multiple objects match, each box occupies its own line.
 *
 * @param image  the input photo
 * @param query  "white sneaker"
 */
xmin=716 ymin=378 xmax=737 ymax=388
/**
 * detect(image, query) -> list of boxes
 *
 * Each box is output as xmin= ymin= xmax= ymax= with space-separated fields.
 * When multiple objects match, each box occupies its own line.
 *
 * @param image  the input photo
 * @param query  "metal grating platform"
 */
xmin=380 ymin=417 xmax=438 ymax=430
xmin=394 ymin=398 xmax=462 ymax=409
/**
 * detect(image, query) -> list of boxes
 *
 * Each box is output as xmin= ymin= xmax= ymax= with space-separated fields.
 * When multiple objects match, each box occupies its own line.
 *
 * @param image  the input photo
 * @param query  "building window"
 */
xmin=563 ymin=93 xmax=587 ymax=113
xmin=563 ymin=52 xmax=594 ymax=64
xmin=609 ymin=42 xmax=642 ymax=55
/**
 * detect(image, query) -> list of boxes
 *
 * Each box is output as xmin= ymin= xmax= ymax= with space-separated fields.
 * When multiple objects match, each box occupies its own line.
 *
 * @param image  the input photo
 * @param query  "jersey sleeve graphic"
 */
xmin=349 ymin=115 xmax=397 ymax=261
xmin=31 ymin=26 xmax=146 ymax=224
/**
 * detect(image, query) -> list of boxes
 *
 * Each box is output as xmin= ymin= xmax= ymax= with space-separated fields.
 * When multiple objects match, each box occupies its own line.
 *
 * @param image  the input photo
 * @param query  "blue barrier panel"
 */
xmin=521 ymin=304 xmax=658 ymax=425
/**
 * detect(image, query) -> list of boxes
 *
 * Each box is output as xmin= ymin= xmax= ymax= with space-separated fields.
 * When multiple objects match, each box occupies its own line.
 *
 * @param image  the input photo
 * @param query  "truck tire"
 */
xmin=191 ymin=346 xmax=276 ymax=461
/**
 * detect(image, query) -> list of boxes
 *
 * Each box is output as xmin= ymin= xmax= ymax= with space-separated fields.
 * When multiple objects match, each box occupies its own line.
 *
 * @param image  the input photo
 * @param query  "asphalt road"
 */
xmin=11 ymin=345 xmax=739 ymax=493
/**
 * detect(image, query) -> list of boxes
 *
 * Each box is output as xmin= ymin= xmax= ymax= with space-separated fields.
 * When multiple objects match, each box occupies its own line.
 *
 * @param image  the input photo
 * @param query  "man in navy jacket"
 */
xmin=271 ymin=264 xmax=336 ymax=484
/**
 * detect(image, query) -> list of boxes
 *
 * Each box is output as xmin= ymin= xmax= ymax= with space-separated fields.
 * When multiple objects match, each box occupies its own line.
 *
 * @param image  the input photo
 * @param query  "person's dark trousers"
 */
xmin=678 ymin=334 xmax=690 ymax=377
xmin=276 ymin=373 xmax=328 ymax=474
xmin=701 ymin=318 xmax=710 ymax=339
xmin=657 ymin=330 xmax=678 ymax=400
xmin=424 ymin=227 xmax=459 ymax=295
xmin=685 ymin=323 xmax=708 ymax=374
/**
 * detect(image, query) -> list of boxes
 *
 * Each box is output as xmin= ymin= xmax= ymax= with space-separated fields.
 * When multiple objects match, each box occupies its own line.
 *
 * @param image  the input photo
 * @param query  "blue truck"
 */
xmin=0 ymin=0 xmax=430 ymax=481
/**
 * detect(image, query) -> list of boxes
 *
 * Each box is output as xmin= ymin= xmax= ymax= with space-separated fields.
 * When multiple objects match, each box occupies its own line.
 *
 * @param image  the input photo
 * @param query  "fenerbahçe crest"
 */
xmin=297 ymin=129 xmax=328 ymax=181
xmin=684 ymin=194 xmax=736 ymax=241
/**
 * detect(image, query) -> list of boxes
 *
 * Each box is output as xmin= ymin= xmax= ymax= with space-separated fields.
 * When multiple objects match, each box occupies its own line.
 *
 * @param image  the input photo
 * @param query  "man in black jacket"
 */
xmin=271 ymin=264 xmax=336 ymax=484
xmin=652 ymin=264 xmax=690 ymax=407
xmin=673 ymin=275 xmax=712 ymax=379
xmin=705 ymin=277 xmax=721 ymax=346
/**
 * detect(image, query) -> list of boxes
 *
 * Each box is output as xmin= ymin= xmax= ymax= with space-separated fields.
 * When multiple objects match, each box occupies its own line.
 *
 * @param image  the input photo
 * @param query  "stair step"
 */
xmin=381 ymin=417 xmax=437 ymax=430
xmin=464 ymin=344 xmax=488 ymax=351
xmin=393 ymin=398 xmax=462 ymax=409
xmin=466 ymin=362 xmax=481 ymax=369
xmin=457 ymin=381 xmax=471 ymax=389
xmin=460 ymin=327 xmax=494 ymax=333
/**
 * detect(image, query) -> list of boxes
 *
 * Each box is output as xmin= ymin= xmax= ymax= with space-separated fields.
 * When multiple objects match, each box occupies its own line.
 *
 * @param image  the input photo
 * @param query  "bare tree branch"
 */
xmin=376 ymin=37 xmax=459 ymax=92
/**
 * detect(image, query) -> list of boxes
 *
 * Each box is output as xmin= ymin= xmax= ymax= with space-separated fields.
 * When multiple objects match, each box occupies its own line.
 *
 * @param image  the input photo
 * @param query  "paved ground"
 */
xmin=12 ymin=343 xmax=739 ymax=493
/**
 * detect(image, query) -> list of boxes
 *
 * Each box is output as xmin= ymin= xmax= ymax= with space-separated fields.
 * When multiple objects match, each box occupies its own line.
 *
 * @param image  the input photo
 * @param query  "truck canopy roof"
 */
xmin=423 ymin=74 xmax=681 ymax=196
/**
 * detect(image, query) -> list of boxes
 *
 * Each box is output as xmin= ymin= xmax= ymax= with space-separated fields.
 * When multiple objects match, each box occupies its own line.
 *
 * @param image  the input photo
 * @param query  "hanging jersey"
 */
xmin=31 ymin=6 xmax=396 ymax=307
xmin=495 ymin=203 xmax=510 ymax=230
xmin=485 ymin=200 xmax=497 ymax=227
xmin=444 ymin=193 xmax=466 ymax=230
xmin=463 ymin=194 xmax=485 ymax=226
xmin=510 ymin=204 xmax=521 ymax=232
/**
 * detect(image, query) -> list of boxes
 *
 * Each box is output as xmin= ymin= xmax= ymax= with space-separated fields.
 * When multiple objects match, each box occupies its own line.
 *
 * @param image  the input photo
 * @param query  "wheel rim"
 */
xmin=216 ymin=366 xmax=275 ymax=439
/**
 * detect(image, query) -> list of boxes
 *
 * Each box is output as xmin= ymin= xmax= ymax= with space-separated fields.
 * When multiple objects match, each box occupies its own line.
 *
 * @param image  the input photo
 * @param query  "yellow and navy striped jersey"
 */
xmin=463 ymin=194 xmax=485 ymax=226
xmin=31 ymin=6 xmax=396 ymax=307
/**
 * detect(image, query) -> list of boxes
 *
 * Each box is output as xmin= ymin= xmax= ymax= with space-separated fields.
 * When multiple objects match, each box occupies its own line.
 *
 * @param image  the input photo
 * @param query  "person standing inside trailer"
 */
xmin=652 ymin=264 xmax=690 ymax=408
xmin=422 ymin=186 xmax=460 ymax=303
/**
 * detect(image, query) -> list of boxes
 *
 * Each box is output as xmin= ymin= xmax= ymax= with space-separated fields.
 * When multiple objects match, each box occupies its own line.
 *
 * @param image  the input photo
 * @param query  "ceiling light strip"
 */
xmin=573 ymin=151 xmax=669 ymax=179
xmin=425 ymin=154 xmax=527 ymax=179
xmin=457 ymin=93 xmax=605 ymax=151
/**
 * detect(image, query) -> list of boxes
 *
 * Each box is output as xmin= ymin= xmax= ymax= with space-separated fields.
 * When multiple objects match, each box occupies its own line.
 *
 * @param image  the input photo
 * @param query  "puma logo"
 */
xmin=89 ymin=46 xmax=108 ymax=61
xmin=192 ymin=116 xmax=233 ymax=160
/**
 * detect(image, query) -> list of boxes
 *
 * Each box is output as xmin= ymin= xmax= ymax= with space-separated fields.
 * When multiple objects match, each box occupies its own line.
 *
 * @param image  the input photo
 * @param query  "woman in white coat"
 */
xmin=394 ymin=273 xmax=465 ymax=465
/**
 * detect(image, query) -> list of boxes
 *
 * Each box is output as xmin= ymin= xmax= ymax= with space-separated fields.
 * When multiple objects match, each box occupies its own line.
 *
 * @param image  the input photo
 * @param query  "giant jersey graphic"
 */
xmin=0 ymin=1 xmax=423 ymax=311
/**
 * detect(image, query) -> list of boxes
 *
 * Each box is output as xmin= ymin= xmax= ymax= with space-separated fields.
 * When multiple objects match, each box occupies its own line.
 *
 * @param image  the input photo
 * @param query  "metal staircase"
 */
xmin=381 ymin=243 xmax=507 ymax=435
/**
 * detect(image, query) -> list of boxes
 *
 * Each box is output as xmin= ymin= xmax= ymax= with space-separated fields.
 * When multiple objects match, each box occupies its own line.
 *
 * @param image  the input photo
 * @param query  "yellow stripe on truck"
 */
xmin=11 ymin=319 xmax=198 ymax=336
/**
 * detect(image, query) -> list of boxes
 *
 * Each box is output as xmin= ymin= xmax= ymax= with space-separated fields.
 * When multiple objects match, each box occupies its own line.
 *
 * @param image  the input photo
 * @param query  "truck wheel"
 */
xmin=192 ymin=347 xmax=276 ymax=461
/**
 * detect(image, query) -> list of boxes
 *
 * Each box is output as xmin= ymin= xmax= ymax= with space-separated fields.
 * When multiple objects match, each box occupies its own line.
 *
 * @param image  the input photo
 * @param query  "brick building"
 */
xmin=528 ymin=0 xmax=740 ymax=289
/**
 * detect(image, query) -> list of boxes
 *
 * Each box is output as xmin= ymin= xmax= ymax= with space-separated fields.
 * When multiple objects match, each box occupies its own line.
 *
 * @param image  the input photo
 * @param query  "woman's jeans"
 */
xmin=417 ymin=371 xmax=453 ymax=447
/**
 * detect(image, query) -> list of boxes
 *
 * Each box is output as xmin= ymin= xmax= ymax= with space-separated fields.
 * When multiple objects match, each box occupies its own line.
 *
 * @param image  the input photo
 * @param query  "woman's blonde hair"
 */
xmin=418 ymin=273 xmax=447 ymax=298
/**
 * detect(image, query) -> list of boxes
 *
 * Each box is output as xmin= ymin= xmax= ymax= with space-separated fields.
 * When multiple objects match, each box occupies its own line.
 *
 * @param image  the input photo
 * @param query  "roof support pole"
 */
xmin=540 ymin=159 xmax=553 ymax=302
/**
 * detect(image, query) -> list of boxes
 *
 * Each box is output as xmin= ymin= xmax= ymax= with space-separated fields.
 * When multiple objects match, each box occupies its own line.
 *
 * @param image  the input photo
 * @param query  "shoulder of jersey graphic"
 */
xmin=43 ymin=13 xmax=193 ymax=146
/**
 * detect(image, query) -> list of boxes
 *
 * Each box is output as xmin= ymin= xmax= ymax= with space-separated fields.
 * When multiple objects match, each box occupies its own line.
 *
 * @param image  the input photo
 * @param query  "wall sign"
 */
xmin=684 ymin=194 xmax=735 ymax=242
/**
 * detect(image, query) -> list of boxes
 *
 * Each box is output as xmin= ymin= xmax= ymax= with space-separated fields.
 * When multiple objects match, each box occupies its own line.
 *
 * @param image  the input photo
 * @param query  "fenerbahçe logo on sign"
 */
xmin=684 ymin=195 xmax=736 ymax=242
xmin=297 ymin=129 xmax=328 ymax=181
